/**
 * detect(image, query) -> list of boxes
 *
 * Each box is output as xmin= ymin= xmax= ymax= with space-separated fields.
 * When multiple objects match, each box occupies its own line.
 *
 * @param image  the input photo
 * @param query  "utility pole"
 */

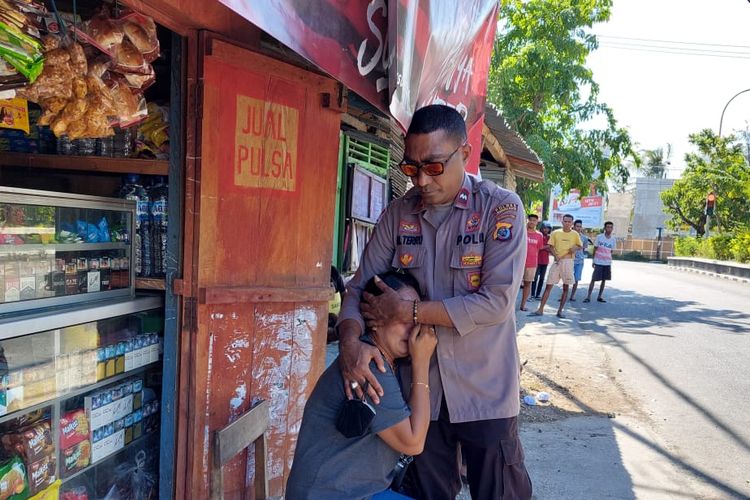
xmin=656 ymin=226 xmax=663 ymax=261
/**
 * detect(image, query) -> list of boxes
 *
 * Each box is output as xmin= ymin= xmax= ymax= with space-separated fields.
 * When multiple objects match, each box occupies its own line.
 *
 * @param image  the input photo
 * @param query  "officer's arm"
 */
xmin=442 ymin=194 xmax=526 ymax=336
xmin=337 ymin=204 xmax=398 ymax=338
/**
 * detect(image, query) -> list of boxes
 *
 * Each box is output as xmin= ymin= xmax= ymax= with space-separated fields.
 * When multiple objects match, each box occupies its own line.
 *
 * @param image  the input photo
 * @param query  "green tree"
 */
xmin=639 ymin=145 xmax=671 ymax=179
xmin=488 ymin=0 xmax=638 ymax=206
xmin=660 ymin=129 xmax=750 ymax=236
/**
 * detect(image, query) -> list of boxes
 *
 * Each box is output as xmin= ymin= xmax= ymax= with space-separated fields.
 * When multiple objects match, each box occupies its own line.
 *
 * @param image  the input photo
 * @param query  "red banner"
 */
xmin=217 ymin=0 xmax=499 ymax=175
xmin=218 ymin=0 xmax=389 ymax=111
xmin=389 ymin=1 xmax=499 ymax=175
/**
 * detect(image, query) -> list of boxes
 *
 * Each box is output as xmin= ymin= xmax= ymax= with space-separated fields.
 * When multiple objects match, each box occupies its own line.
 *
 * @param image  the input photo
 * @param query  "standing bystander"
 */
xmin=570 ymin=220 xmax=591 ymax=302
xmin=584 ymin=221 xmax=616 ymax=303
xmin=530 ymin=214 xmax=582 ymax=319
xmin=520 ymin=214 xmax=544 ymax=311
xmin=531 ymin=224 xmax=551 ymax=299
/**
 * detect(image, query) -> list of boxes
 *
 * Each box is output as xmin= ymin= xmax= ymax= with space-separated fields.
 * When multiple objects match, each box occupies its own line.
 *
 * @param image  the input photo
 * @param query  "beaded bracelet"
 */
xmin=412 ymin=300 xmax=419 ymax=326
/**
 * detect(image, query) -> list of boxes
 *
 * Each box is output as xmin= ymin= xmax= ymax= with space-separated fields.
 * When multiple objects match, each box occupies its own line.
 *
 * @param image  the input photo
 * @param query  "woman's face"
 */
xmin=374 ymin=285 xmax=420 ymax=359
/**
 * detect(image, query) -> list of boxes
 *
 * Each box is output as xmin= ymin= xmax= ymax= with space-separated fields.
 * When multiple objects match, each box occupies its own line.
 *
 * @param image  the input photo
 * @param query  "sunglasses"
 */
xmin=398 ymin=143 xmax=465 ymax=177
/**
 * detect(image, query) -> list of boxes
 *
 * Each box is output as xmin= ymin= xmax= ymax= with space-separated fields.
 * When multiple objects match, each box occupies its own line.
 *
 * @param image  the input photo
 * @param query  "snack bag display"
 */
xmin=29 ymin=479 xmax=60 ymax=500
xmin=62 ymin=440 xmax=90 ymax=477
xmin=60 ymin=409 xmax=89 ymax=449
xmin=27 ymin=454 xmax=55 ymax=496
xmin=0 ymin=97 xmax=29 ymax=133
xmin=0 ymin=420 xmax=54 ymax=463
xmin=0 ymin=456 xmax=27 ymax=500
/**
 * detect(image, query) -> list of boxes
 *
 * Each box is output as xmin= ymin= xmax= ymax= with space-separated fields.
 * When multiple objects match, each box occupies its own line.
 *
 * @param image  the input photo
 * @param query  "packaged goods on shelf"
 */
xmin=0 ymin=419 xmax=53 ymax=464
xmin=59 ymin=409 xmax=89 ymax=450
xmin=0 ymin=97 xmax=29 ymax=133
xmin=61 ymin=440 xmax=90 ymax=478
xmin=26 ymin=453 xmax=54 ymax=496
xmin=28 ymin=479 xmax=60 ymax=500
xmin=0 ymin=417 xmax=56 ymax=496
xmin=8 ymin=5 xmax=161 ymax=140
xmin=0 ymin=455 xmax=28 ymax=500
xmin=0 ymin=1 xmax=45 ymax=87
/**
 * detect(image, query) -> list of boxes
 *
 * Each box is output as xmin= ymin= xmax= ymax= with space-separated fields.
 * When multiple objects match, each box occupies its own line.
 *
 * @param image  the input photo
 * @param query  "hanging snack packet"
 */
xmin=0 ymin=97 xmax=29 ymax=133
xmin=82 ymin=8 xmax=122 ymax=55
xmin=0 ymin=21 xmax=43 ymax=82
xmin=118 ymin=13 xmax=159 ymax=63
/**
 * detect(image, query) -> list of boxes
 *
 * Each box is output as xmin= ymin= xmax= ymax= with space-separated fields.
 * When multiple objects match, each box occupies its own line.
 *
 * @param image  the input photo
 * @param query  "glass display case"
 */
xmin=0 ymin=187 xmax=135 ymax=315
xmin=0 ymin=296 xmax=163 ymax=498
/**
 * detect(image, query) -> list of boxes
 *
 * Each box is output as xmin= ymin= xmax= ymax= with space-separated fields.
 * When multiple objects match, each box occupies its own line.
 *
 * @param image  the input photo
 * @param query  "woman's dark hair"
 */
xmin=364 ymin=271 xmax=421 ymax=299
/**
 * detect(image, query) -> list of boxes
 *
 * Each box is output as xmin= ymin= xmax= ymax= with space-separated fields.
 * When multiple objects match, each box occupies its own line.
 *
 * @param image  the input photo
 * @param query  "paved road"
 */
xmin=561 ymin=260 xmax=750 ymax=499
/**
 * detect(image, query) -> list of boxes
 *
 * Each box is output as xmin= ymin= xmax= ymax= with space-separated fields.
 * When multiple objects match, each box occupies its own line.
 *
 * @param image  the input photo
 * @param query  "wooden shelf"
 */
xmin=0 ymin=152 xmax=168 ymax=176
xmin=135 ymin=278 xmax=166 ymax=290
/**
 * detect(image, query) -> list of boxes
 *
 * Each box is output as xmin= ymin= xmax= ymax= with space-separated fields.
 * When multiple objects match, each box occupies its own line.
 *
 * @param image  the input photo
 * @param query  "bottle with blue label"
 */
xmin=120 ymin=174 xmax=151 ymax=277
xmin=148 ymin=176 xmax=169 ymax=277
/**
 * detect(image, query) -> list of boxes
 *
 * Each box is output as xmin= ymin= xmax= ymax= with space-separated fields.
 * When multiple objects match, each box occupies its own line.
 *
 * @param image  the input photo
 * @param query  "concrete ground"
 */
xmin=517 ymin=260 xmax=750 ymax=500
xmin=327 ymin=260 xmax=750 ymax=499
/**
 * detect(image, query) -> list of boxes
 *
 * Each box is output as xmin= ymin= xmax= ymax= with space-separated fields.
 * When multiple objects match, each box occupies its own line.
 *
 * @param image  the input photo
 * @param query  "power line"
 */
xmin=599 ymin=39 xmax=750 ymax=56
xmin=598 ymin=35 xmax=750 ymax=50
xmin=597 ymin=43 xmax=750 ymax=59
xmin=597 ymin=38 xmax=750 ymax=56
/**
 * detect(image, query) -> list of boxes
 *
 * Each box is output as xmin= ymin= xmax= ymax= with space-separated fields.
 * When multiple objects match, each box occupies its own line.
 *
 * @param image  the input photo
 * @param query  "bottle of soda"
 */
xmin=148 ymin=176 xmax=169 ymax=277
xmin=120 ymin=174 xmax=151 ymax=277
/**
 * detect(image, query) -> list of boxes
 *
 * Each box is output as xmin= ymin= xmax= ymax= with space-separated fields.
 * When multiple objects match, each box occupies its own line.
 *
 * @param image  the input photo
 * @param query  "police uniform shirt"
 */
xmin=339 ymin=175 xmax=526 ymax=423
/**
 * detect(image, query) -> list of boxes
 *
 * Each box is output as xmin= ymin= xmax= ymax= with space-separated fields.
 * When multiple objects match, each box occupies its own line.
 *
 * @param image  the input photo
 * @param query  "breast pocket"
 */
xmin=392 ymin=245 xmax=426 ymax=271
xmin=451 ymin=244 xmax=484 ymax=294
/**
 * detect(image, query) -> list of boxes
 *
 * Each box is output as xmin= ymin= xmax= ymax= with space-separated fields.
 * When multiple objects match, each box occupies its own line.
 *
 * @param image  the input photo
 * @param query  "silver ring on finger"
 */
xmin=350 ymin=381 xmax=359 ymax=390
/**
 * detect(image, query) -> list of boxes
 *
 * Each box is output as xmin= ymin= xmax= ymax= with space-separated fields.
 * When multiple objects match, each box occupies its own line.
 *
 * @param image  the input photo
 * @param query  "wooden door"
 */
xmin=183 ymin=35 xmax=342 ymax=498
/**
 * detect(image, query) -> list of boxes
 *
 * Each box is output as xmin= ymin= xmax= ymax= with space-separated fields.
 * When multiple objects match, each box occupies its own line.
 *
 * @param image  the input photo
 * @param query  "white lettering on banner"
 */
xmin=429 ymin=96 xmax=468 ymax=121
xmin=444 ymin=55 xmax=475 ymax=96
xmin=357 ymin=0 xmax=389 ymax=94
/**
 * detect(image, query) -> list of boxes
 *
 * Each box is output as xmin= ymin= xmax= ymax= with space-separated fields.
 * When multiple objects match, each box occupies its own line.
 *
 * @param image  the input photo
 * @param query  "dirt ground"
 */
xmin=516 ymin=319 xmax=637 ymax=424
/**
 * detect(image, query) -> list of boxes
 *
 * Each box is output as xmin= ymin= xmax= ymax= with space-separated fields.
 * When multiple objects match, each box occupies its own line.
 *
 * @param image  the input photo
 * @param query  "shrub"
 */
xmin=731 ymin=232 xmax=750 ymax=263
xmin=674 ymin=237 xmax=699 ymax=257
xmin=708 ymin=235 xmax=735 ymax=261
xmin=614 ymin=251 xmax=650 ymax=262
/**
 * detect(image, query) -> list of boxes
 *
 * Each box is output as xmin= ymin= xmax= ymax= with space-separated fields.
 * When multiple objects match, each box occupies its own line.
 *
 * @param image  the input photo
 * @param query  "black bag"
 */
xmin=336 ymin=382 xmax=376 ymax=438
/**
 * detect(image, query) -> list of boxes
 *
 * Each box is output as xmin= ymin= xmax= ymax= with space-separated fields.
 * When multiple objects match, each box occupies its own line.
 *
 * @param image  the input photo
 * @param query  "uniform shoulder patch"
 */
xmin=493 ymin=221 xmax=513 ymax=241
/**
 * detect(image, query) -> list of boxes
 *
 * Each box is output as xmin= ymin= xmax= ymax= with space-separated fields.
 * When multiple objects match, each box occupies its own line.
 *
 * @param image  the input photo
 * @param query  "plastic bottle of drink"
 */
xmin=119 ymin=174 xmax=151 ymax=277
xmin=148 ymin=176 xmax=169 ymax=277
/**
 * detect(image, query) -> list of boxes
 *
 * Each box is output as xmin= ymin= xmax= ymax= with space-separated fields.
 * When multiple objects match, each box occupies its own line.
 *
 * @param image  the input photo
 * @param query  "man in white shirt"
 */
xmin=584 ymin=221 xmax=616 ymax=303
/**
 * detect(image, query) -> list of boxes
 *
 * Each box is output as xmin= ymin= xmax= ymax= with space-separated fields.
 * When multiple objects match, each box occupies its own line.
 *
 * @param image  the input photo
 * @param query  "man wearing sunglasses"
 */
xmin=337 ymin=105 xmax=532 ymax=500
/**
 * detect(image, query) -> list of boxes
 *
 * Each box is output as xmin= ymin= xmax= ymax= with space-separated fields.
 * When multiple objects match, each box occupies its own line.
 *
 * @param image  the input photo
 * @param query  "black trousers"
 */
xmin=532 ymin=264 xmax=548 ymax=297
xmin=402 ymin=399 xmax=532 ymax=500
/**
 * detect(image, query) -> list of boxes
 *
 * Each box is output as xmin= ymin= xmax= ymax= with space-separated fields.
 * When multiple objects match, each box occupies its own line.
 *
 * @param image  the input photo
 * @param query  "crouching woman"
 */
xmin=287 ymin=271 xmax=436 ymax=499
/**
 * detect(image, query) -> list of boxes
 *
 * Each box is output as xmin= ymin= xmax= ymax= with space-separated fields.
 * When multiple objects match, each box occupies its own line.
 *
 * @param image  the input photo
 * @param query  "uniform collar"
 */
xmin=408 ymin=174 xmax=473 ymax=214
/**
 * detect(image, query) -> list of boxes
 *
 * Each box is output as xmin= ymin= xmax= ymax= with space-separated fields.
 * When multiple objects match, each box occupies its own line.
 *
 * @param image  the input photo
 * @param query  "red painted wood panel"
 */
xmin=186 ymin=37 xmax=340 ymax=498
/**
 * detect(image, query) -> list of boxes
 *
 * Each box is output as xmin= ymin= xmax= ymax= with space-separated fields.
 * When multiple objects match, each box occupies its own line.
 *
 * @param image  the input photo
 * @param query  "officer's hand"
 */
xmin=360 ymin=276 xmax=410 ymax=328
xmin=339 ymin=328 xmax=385 ymax=404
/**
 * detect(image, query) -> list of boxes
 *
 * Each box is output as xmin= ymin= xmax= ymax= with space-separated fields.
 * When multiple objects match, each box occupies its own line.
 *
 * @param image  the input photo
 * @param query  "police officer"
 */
xmin=337 ymin=105 xmax=532 ymax=499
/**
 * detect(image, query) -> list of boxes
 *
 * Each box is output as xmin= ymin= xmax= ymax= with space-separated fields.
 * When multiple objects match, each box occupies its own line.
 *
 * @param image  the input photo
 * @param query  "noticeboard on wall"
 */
xmin=351 ymin=166 xmax=388 ymax=224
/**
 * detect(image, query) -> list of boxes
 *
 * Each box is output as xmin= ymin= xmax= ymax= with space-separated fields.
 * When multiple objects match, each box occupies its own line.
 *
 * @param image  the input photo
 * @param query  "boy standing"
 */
xmin=584 ymin=221 xmax=616 ymax=303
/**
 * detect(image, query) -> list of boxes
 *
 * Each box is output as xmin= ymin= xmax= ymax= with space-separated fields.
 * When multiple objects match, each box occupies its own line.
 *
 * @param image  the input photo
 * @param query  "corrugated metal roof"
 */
xmin=484 ymin=104 xmax=544 ymax=177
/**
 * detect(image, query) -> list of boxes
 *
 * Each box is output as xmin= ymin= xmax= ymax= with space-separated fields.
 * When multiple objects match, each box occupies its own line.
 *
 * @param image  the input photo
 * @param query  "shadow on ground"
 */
xmin=519 ymin=282 xmax=750 ymax=499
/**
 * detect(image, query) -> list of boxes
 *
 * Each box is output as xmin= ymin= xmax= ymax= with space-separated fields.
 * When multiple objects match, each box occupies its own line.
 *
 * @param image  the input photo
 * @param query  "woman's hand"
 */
xmin=409 ymin=324 xmax=437 ymax=367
